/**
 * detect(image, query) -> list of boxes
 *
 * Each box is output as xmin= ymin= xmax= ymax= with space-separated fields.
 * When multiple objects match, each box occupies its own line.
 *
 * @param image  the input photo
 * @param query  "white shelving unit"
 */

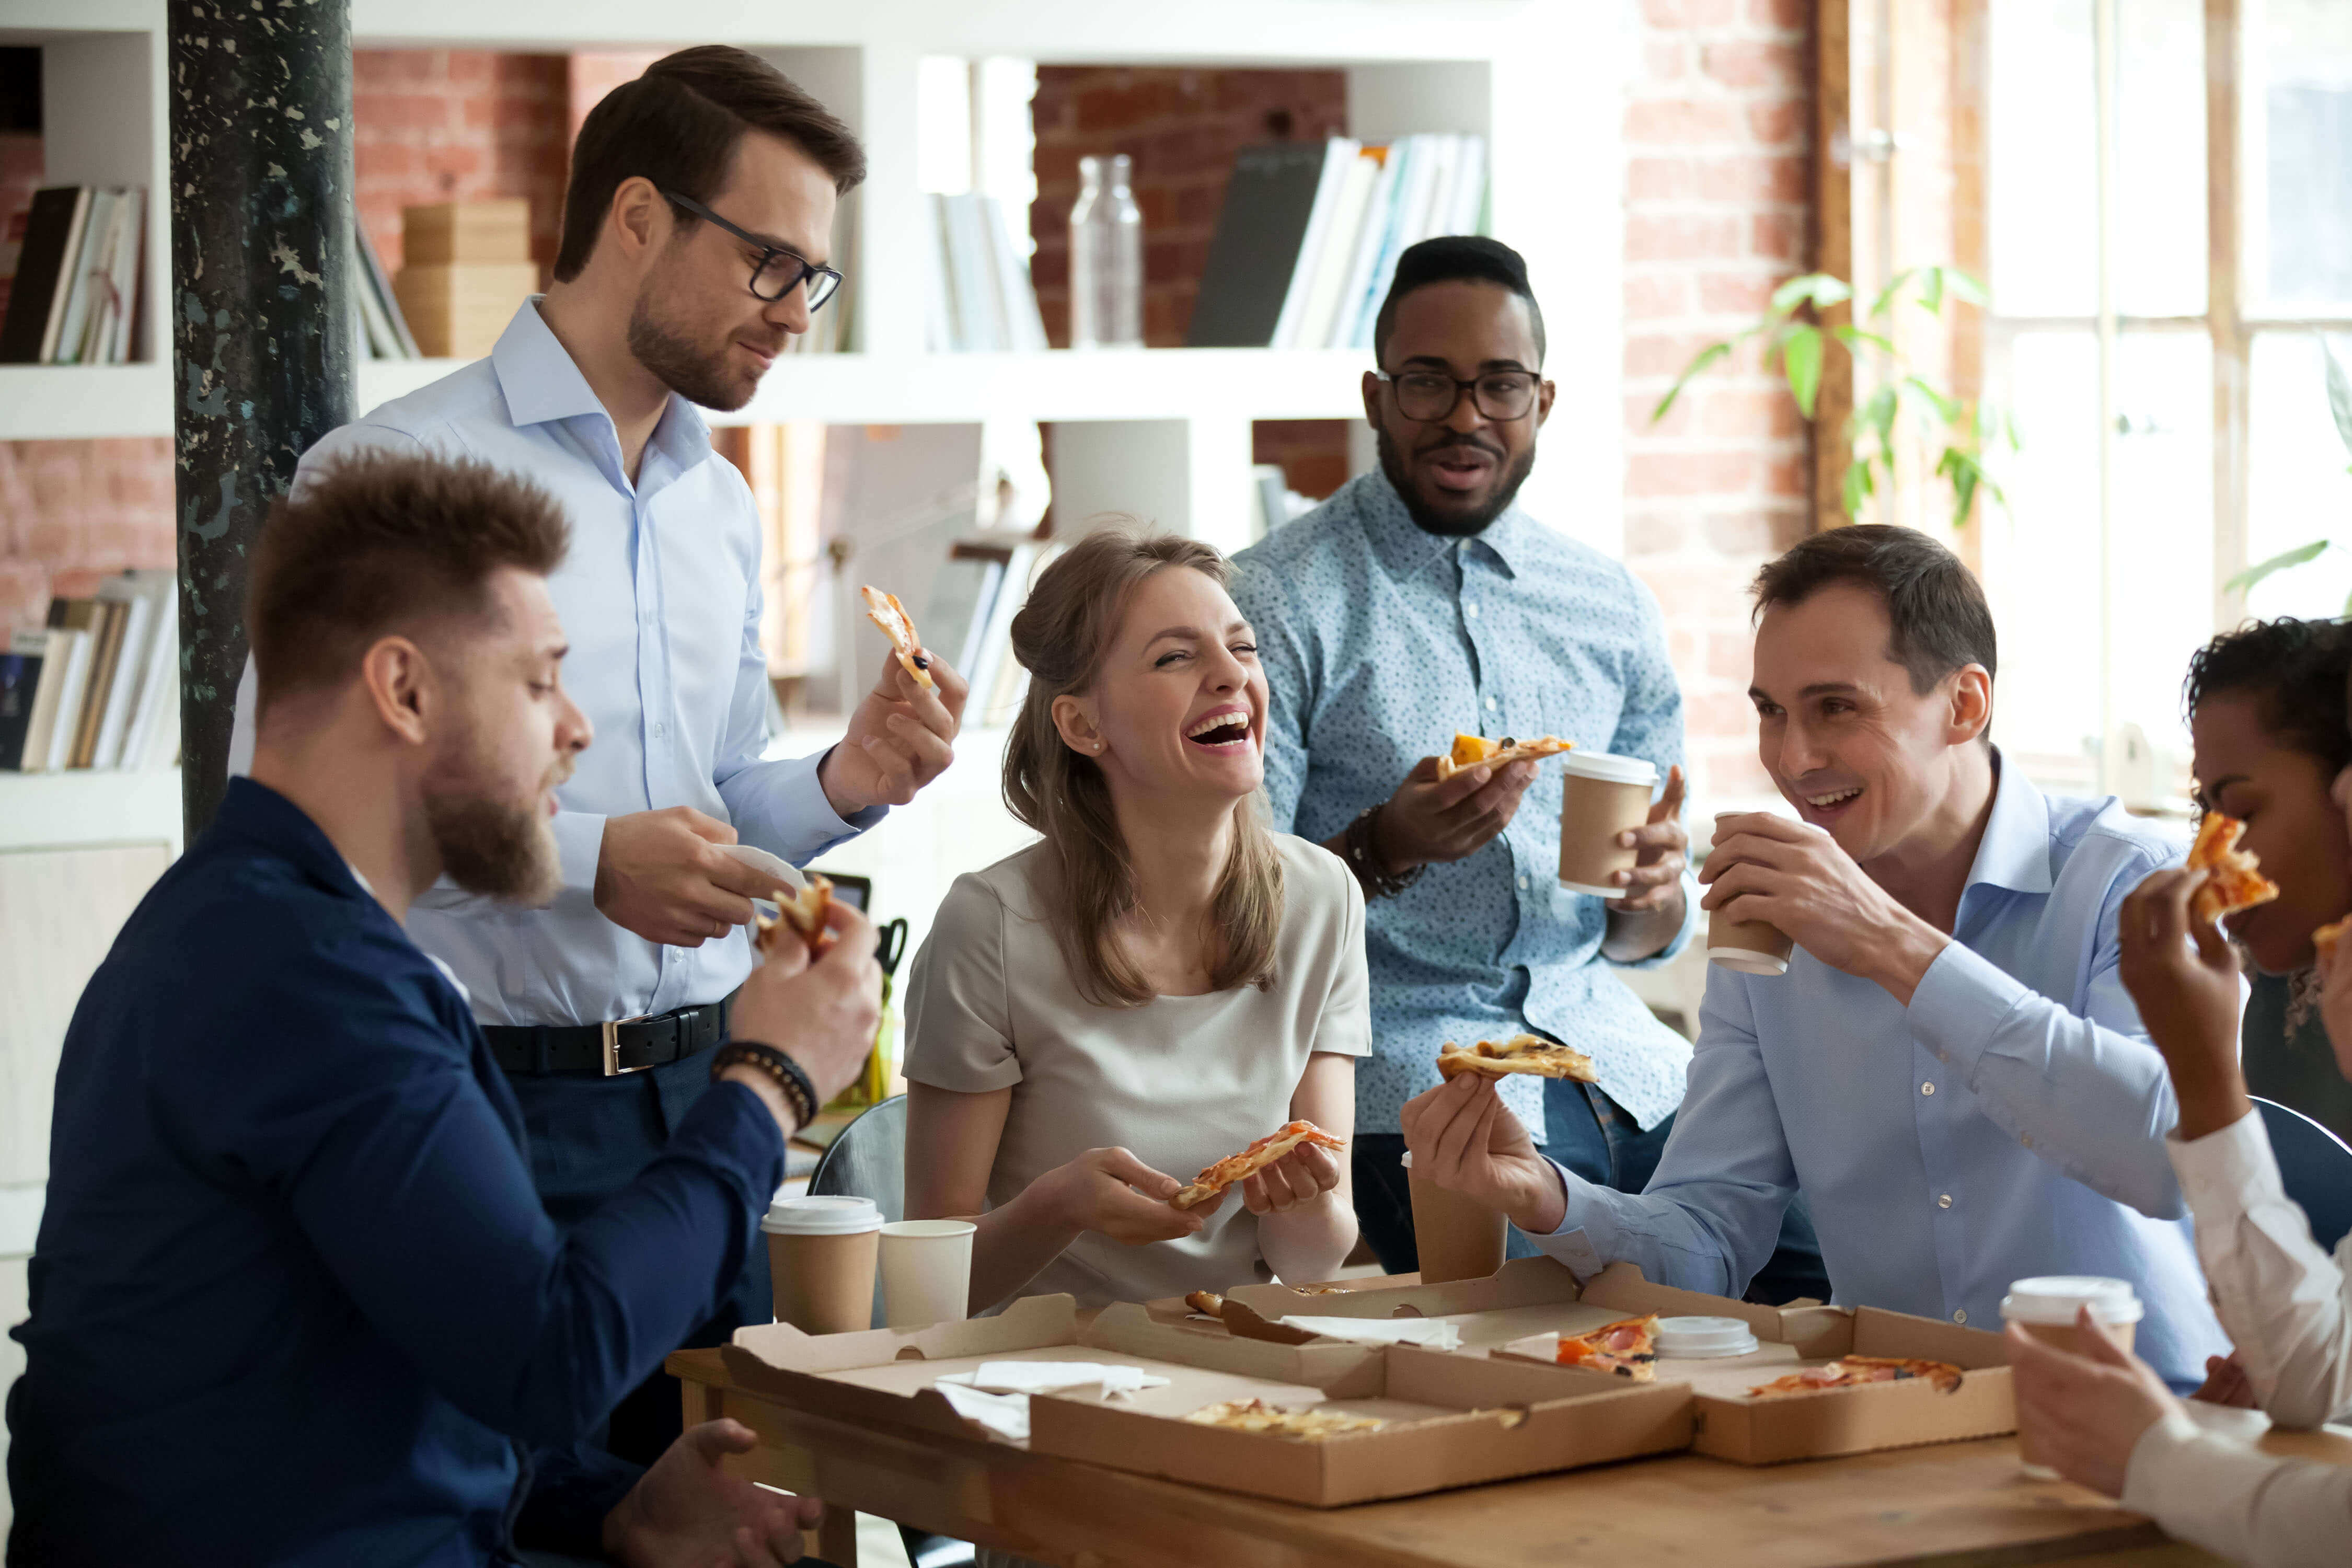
xmin=0 ymin=0 xmax=1627 ymax=558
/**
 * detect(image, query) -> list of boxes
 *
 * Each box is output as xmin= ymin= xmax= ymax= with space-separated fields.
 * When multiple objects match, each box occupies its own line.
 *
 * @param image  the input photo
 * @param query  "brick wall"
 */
xmin=1621 ymin=0 xmax=1815 ymax=803
xmin=352 ymin=50 xmax=571 ymax=278
xmin=1030 ymin=67 xmax=1348 ymax=350
xmin=0 ymin=440 xmax=175 ymax=635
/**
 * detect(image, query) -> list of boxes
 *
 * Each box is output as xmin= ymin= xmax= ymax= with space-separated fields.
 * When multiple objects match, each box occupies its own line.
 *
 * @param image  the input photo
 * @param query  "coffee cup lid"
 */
xmin=1999 ymin=1275 xmax=2144 ymax=1325
xmin=1559 ymin=750 xmax=1658 ymax=787
xmin=1652 ymin=1315 xmax=1760 ymax=1358
xmin=762 ymin=1194 xmax=883 ymax=1236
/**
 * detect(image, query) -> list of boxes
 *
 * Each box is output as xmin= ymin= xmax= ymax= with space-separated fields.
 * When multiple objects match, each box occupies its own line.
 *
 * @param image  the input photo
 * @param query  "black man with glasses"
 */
xmin=1230 ymin=237 xmax=1825 ymax=1299
xmin=221 ymin=48 xmax=968 ymax=1467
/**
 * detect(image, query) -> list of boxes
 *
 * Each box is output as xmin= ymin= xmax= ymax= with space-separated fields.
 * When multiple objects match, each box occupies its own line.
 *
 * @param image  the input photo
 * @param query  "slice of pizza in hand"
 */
xmin=1746 ymin=1355 xmax=1963 ymax=1400
xmin=1434 ymin=731 xmax=1576 ymax=782
xmin=860 ymin=584 xmax=935 ymax=689
xmin=1555 ymin=1315 xmax=1659 ymax=1381
xmin=1436 ymin=1033 xmax=1599 ymax=1083
xmin=1170 ymin=1120 xmax=1347 ymax=1210
xmin=753 ymin=874 xmax=835 ymax=960
xmin=2315 ymin=917 xmax=2348 ymax=962
xmin=2186 ymin=812 xmax=2280 ymax=925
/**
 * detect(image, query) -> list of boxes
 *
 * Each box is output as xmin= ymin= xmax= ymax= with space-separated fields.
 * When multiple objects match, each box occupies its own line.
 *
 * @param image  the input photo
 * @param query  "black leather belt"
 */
xmin=484 ymin=997 xmax=732 ymax=1077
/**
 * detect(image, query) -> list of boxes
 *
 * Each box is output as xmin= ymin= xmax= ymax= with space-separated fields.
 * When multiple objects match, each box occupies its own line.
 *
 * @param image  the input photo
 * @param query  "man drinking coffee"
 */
xmin=7 ymin=455 xmax=879 ymax=1564
xmin=1400 ymin=525 xmax=2228 ymax=1388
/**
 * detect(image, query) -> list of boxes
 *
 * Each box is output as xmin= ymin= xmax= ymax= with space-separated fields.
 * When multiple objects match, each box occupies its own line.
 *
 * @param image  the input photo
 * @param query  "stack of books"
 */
xmin=923 ymin=193 xmax=1050 ymax=354
xmin=0 ymin=570 xmax=179 ymax=773
xmin=0 ymin=186 xmax=146 ymax=365
xmin=393 ymin=200 xmax=539 ymax=360
xmin=1186 ymin=135 xmax=1490 ymax=351
xmin=349 ymin=223 xmax=421 ymax=360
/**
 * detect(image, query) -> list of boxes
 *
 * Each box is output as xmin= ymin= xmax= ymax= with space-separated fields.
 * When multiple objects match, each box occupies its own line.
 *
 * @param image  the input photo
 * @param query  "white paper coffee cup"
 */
xmin=879 ymin=1218 xmax=976 ymax=1329
xmin=2002 ymin=1275 xmax=2143 ymax=1478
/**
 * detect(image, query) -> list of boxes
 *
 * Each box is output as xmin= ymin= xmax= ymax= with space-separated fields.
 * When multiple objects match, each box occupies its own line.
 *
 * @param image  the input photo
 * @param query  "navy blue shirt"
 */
xmin=7 ymin=780 xmax=786 ymax=1565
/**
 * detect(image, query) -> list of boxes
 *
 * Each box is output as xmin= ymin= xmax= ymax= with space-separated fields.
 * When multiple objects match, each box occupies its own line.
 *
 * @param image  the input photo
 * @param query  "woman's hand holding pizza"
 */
xmin=2115 ymin=866 xmax=2251 ymax=1142
xmin=1240 ymin=1141 xmax=1341 ymax=1216
xmin=1400 ymin=1073 xmax=1566 ymax=1236
xmin=1035 ymin=1147 xmax=1214 ymax=1246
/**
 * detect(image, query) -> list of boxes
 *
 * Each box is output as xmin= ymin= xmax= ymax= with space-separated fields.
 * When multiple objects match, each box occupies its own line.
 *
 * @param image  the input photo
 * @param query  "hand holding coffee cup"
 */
xmin=727 ymin=898 xmax=883 ymax=1115
xmin=1557 ymin=752 xmax=1662 ymax=897
xmin=1605 ymin=764 xmax=1688 ymax=912
xmin=2001 ymin=1276 xmax=2151 ymax=1481
xmin=1706 ymin=812 xmax=1795 ymax=974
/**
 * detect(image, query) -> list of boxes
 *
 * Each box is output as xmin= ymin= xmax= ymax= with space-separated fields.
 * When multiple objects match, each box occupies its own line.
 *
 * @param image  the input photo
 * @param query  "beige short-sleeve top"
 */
xmin=903 ymin=832 xmax=1371 ymax=1309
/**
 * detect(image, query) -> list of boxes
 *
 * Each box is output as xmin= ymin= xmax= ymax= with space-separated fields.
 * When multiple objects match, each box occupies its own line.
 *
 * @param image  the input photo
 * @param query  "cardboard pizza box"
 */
xmin=1057 ymin=1304 xmax=1692 ymax=1506
xmin=1137 ymin=1271 xmax=1416 ymax=1335
xmin=1233 ymin=1259 xmax=2015 ymax=1465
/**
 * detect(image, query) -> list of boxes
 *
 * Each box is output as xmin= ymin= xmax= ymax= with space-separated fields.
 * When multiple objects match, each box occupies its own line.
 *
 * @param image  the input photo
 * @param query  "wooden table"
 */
xmin=669 ymin=1346 xmax=2352 ymax=1567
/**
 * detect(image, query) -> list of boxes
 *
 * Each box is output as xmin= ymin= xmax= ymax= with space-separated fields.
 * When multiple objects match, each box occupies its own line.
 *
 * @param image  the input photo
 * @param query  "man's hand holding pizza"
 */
xmin=1372 ymin=754 xmax=1541 ymax=871
xmin=1700 ymin=812 xmax=1952 ymax=1005
xmin=1400 ymin=1073 xmax=1566 ymax=1236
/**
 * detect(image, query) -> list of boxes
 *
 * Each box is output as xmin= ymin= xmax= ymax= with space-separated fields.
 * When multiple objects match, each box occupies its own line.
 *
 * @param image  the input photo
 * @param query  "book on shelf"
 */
xmin=1187 ymin=135 xmax=1491 ymax=351
xmin=97 ymin=569 xmax=178 ymax=772
xmin=351 ymin=222 xmax=421 ymax=360
xmin=17 ymin=622 xmax=92 ymax=774
xmin=17 ymin=574 xmax=180 ymax=774
xmin=0 ymin=643 xmax=38 ymax=770
xmin=925 ymin=193 xmax=1048 ymax=354
xmin=0 ymin=186 xmax=147 ymax=365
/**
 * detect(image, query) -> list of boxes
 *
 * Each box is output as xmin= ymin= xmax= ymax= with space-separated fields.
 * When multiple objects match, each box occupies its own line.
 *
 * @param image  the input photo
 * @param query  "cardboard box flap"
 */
xmin=1082 ymin=1302 xmax=1378 ymax=1387
xmin=1850 ymin=1305 xmax=2011 ymax=1369
xmin=730 ymin=1293 xmax=1078 ymax=1373
xmin=1228 ymin=1255 xmax=1577 ymax=1322
xmin=1577 ymin=1264 xmax=1856 ymax=1358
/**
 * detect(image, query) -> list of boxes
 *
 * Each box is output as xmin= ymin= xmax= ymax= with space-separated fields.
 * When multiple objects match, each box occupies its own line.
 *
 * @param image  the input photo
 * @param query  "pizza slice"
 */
xmin=860 ymin=584 xmax=935 ymax=689
xmin=1554 ymin=1315 xmax=1658 ymax=1381
xmin=752 ymin=874 xmax=835 ymax=960
xmin=1184 ymin=1290 xmax=1225 ymax=1320
xmin=1170 ymin=1120 xmax=1347 ymax=1210
xmin=1182 ymin=1399 xmax=1387 ymax=1439
xmin=2317 ymin=917 xmax=2348 ymax=962
xmin=1435 ymin=1033 xmax=1599 ymax=1083
xmin=1434 ymin=731 xmax=1576 ymax=782
xmin=1746 ymin=1355 xmax=1963 ymax=1400
xmin=2187 ymin=812 xmax=2280 ymax=926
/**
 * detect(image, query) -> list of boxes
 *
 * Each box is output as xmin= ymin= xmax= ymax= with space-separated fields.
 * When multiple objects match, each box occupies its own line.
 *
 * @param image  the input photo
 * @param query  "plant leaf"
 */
xmin=1651 ymin=340 xmax=1734 ymax=422
xmin=1868 ymin=268 xmax=1916 ymax=322
xmin=1861 ymin=385 xmax=1899 ymax=448
xmin=2324 ymin=337 xmax=2352 ymax=462
xmin=1944 ymin=269 xmax=1991 ymax=307
xmin=1905 ymin=375 xmax=1961 ymax=425
xmin=1920 ymin=268 xmax=1945 ymax=314
xmin=1841 ymin=455 xmax=1871 ymax=517
xmin=2225 ymin=538 xmax=2333 ymax=594
xmin=1783 ymin=324 xmax=1824 ymax=419
xmin=1770 ymin=273 xmax=1853 ymax=314
xmin=1832 ymin=326 xmax=1897 ymax=355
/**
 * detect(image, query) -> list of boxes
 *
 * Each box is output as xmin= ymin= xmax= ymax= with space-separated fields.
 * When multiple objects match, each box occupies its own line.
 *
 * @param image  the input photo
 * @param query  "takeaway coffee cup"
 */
xmin=1402 ymin=1149 xmax=1508 ymax=1285
xmin=879 ymin=1219 xmax=976 ymax=1329
xmin=1558 ymin=751 xmax=1661 ymax=898
xmin=1707 ymin=813 xmax=1795 ymax=975
xmin=763 ymin=1194 xmax=882 ymax=1334
xmin=2002 ymin=1275 xmax=2145 ymax=1478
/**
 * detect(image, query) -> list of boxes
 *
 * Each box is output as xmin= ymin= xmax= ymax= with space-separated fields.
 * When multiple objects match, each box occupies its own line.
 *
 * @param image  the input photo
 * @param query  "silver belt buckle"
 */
xmin=600 ymin=1014 xmax=658 ymax=1076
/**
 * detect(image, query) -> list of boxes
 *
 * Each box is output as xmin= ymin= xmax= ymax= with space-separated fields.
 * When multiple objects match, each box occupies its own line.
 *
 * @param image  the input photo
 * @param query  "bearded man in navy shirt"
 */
xmin=7 ymin=454 xmax=880 ymax=1565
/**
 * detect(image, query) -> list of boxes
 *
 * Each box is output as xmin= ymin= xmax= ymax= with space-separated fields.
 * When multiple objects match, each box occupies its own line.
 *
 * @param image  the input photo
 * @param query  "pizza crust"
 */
xmin=1184 ymin=1290 xmax=1225 ymax=1320
xmin=1170 ymin=1120 xmax=1347 ymax=1210
xmin=1746 ymin=1355 xmax=1963 ymax=1400
xmin=1182 ymin=1399 xmax=1387 ymax=1439
xmin=1434 ymin=731 xmax=1575 ymax=782
xmin=2317 ymin=917 xmax=2348 ymax=962
xmin=2186 ymin=812 xmax=2279 ymax=925
xmin=860 ymin=584 xmax=935 ymax=689
xmin=1436 ymin=1034 xmax=1599 ymax=1083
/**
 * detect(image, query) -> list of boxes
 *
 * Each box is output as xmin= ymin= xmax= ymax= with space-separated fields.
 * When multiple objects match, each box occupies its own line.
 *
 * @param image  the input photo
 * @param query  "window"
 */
xmin=1973 ymin=0 xmax=2352 ymax=801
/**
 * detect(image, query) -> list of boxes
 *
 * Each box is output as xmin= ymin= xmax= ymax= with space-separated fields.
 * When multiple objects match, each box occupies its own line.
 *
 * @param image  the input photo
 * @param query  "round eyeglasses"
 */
xmin=1375 ymin=368 xmax=1541 ymax=423
xmin=659 ymin=189 xmax=844 ymax=310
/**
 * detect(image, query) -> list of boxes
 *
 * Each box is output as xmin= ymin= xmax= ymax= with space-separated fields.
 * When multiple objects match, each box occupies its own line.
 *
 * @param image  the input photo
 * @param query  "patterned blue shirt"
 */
xmin=1229 ymin=471 xmax=1699 ymax=1141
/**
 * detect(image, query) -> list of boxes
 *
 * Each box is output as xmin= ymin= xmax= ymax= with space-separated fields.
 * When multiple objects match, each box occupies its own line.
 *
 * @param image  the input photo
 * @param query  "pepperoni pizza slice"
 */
xmin=860 ymin=584 xmax=935 ymax=689
xmin=1554 ymin=1315 xmax=1659 ymax=1381
xmin=1170 ymin=1120 xmax=1347 ymax=1210
xmin=2187 ymin=812 xmax=2279 ymax=926
xmin=1746 ymin=1355 xmax=1963 ymax=1400
xmin=1434 ymin=731 xmax=1575 ymax=782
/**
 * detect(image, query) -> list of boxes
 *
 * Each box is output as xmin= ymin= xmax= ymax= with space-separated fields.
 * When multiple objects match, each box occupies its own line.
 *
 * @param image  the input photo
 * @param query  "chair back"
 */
xmin=808 ymin=1093 xmax=907 ymax=1224
xmin=2253 ymin=1096 xmax=2352 ymax=1253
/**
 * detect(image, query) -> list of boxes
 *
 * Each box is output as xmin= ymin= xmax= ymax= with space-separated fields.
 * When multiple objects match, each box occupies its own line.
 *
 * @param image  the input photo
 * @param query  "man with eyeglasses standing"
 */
xmin=227 ymin=47 xmax=965 ymax=1465
xmin=1230 ymin=237 xmax=1823 ymax=1298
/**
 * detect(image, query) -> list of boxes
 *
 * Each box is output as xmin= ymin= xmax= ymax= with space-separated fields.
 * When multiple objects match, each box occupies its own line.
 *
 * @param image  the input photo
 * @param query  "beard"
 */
xmin=424 ymin=788 xmax=562 ymax=906
xmin=1376 ymin=424 xmax=1538 ymax=539
xmin=627 ymin=288 xmax=758 ymax=412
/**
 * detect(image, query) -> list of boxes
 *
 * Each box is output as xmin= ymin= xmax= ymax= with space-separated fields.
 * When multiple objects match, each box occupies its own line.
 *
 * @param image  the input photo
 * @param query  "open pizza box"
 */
xmin=1230 ymin=1258 xmax=2016 ymax=1465
xmin=1137 ymin=1271 xmax=1420 ymax=1333
xmin=722 ymin=1292 xmax=1687 ymax=1508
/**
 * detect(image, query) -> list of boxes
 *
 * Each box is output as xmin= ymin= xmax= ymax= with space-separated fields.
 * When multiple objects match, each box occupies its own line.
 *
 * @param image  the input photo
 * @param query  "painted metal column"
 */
xmin=168 ymin=0 xmax=353 ymax=838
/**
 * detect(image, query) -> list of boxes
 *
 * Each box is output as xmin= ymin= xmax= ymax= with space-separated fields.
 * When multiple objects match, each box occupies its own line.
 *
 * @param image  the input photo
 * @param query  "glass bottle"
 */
xmin=1068 ymin=153 xmax=1143 ymax=349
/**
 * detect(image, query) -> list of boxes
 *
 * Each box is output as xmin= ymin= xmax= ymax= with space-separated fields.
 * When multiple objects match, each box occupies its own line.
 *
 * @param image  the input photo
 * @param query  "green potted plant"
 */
xmin=2223 ymin=338 xmax=2352 ymax=610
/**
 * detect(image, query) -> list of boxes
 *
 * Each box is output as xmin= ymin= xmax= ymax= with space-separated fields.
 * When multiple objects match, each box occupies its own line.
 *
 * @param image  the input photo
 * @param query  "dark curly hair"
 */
xmin=2183 ymin=618 xmax=2352 ymax=775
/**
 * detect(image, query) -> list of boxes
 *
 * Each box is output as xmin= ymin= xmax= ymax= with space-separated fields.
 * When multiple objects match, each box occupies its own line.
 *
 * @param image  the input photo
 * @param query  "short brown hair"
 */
xmin=247 ymin=454 xmax=569 ymax=711
xmin=1003 ymin=524 xmax=1285 ymax=1007
xmin=1751 ymin=524 xmax=1998 ymax=694
xmin=554 ymin=46 xmax=866 ymax=283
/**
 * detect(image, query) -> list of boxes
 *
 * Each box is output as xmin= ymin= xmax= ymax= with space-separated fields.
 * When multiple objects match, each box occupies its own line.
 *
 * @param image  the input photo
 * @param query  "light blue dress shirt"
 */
xmin=1229 ymin=470 xmax=1700 ymax=1143
xmin=228 ymin=301 xmax=878 ymax=1027
xmin=1529 ymin=754 xmax=2229 ymax=1389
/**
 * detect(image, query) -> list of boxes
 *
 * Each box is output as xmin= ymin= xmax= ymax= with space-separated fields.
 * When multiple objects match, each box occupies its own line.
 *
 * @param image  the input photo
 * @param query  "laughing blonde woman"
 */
xmin=903 ymin=526 xmax=1368 ymax=1315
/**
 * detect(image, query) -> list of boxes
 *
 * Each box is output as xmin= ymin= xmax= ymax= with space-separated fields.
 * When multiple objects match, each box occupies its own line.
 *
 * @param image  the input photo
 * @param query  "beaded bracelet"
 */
xmin=1343 ymin=801 xmax=1425 ymax=900
xmin=710 ymin=1039 xmax=819 ymax=1131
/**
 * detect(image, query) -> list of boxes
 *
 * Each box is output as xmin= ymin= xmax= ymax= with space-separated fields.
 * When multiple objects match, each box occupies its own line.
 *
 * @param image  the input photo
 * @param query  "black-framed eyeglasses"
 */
xmin=1375 ymin=368 xmax=1541 ymax=423
xmin=660 ymin=189 xmax=843 ymax=310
